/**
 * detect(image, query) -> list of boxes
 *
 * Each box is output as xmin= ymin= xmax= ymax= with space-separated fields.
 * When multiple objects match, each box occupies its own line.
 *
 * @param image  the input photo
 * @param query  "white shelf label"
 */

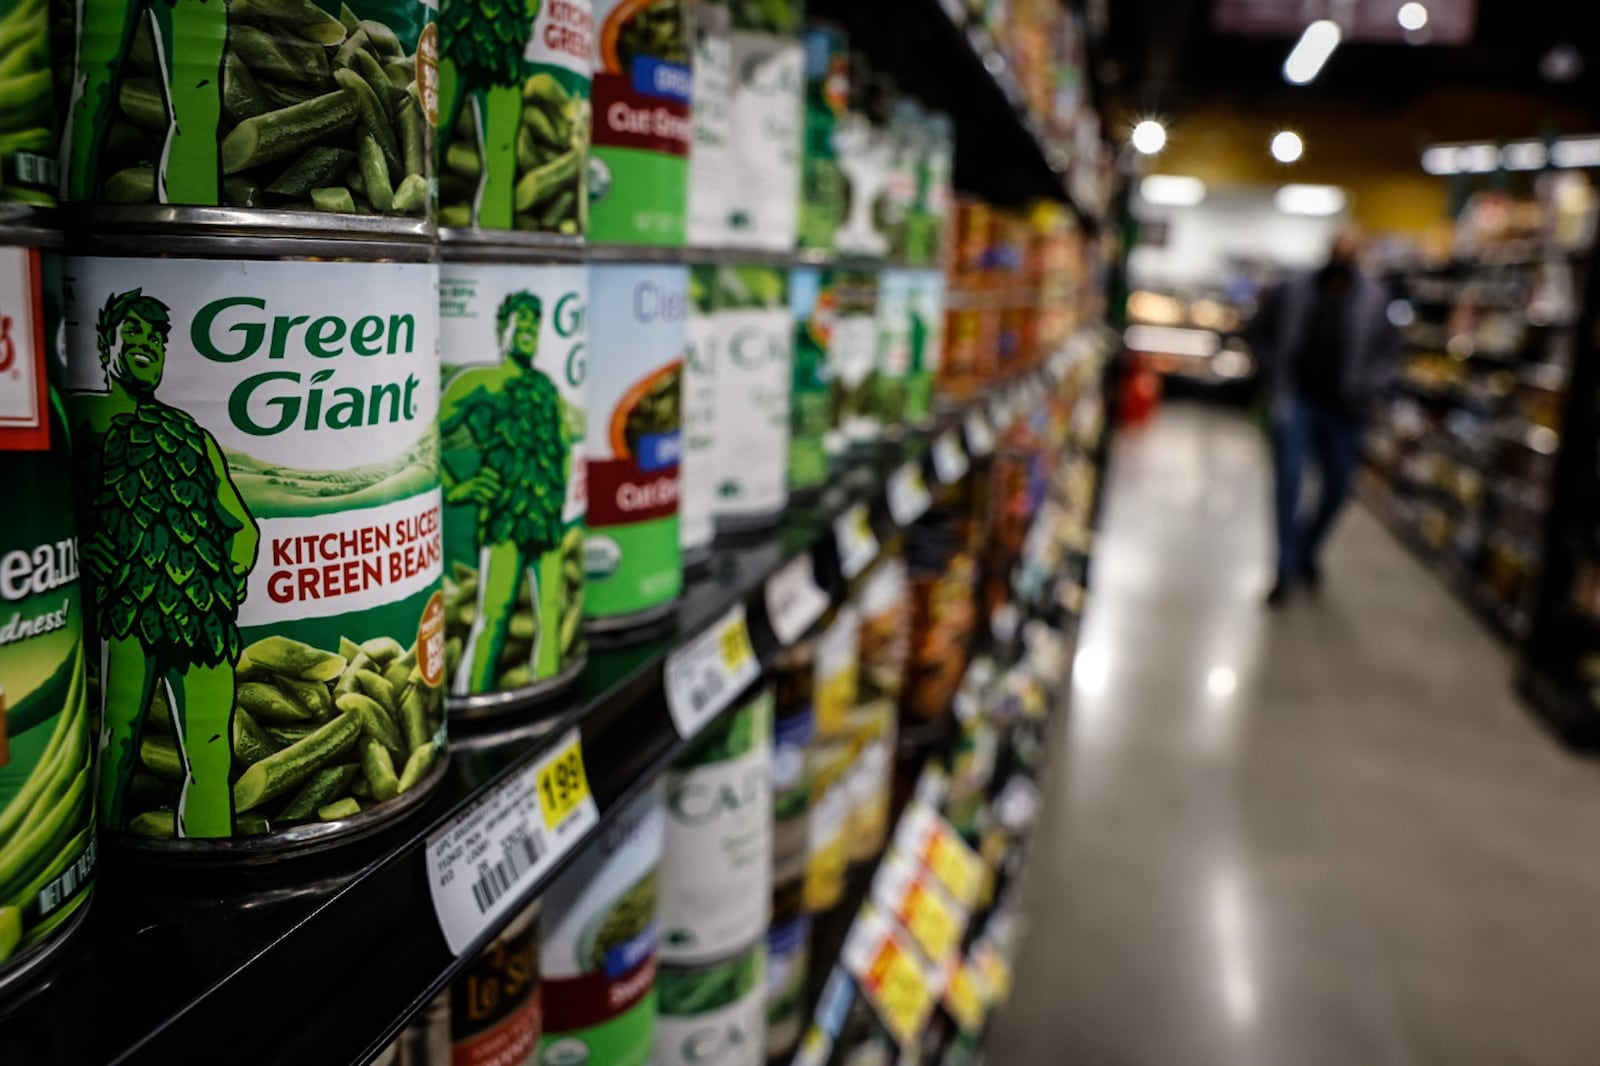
xmin=765 ymin=552 xmax=830 ymax=646
xmin=426 ymin=728 xmax=598 ymax=956
xmin=664 ymin=603 xmax=760 ymax=738
xmin=932 ymin=432 xmax=970 ymax=484
xmin=965 ymin=411 xmax=995 ymax=457
xmin=887 ymin=463 xmax=933 ymax=527
xmin=834 ymin=503 xmax=879 ymax=580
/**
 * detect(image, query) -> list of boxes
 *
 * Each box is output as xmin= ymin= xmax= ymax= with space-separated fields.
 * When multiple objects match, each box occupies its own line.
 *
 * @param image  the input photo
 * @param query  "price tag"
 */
xmin=932 ymin=432 xmax=969 ymax=484
xmin=765 ymin=551 xmax=830 ymax=646
xmin=894 ymin=803 xmax=986 ymax=909
xmin=834 ymin=503 xmax=878 ymax=580
xmin=873 ymin=850 xmax=968 ymax=965
xmin=426 ymin=728 xmax=598 ymax=955
xmin=664 ymin=604 xmax=761 ymax=738
xmin=973 ymin=941 xmax=1014 ymax=1003
xmin=887 ymin=463 xmax=933 ymax=527
xmin=942 ymin=958 xmax=989 ymax=1034
xmin=842 ymin=907 xmax=943 ymax=1049
xmin=964 ymin=410 xmax=995 ymax=456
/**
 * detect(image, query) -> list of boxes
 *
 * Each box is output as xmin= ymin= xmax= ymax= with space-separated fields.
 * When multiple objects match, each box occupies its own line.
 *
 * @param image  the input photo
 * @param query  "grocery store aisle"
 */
xmin=987 ymin=403 xmax=1600 ymax=1066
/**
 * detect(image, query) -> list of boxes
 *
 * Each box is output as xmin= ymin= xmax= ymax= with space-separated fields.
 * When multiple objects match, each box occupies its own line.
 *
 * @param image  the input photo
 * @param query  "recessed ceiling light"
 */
xmin=1283 ymin=19 xmax=1341 ymax=85
xmin=1271 ymin=131 xmax=1304 ymax=163
xmin=1131 ymin=119 xmax=1168 ymax=155
xmin=1274 ymin=184 xmax=1347 ymax=216
xmin=1397 ymin=2 xmax=1429 ymax=31
xmin=1139 ymin=175 xmax=1206 ymax=206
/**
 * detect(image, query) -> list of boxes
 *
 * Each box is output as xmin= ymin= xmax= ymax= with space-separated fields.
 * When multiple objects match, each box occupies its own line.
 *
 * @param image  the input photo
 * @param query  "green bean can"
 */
xmin=679 ymin=262 xmax=716 ymax=569
xmin=436 ymin=0 xmax=592 ymax=235
xmin=588 ymin=0 xmax=690 ymax=246
xmin=62 ymin=245 xmax=448 ymax=846
xmin=872 ymin=268 xmax=911 ymax=433
xmin=828 ymin=268 xmax=879 ymax=460
xmin=660 ymin=688 xmax=772 ymax=966
xmin=656 ymin=945 xmax=767 ymax=1066
xmin=0 ymin=0 xmax=59 ymax=212
xmin=905 ymin=269 xmax=944 ymax=426
xmin=584 ymin=260 xmax=683 ymax=631
xmin=438 ymin=256 xmax=587 ymax=717
xmin=685 ymin=0 xmax=732 ymax=247
xmin=710 ymin=264 xmax=790 ymax=531
xmin=797 ymin=22 xmax=847 ymax=253
xmin=0 ymin=239 xmax=96 ymax=989
xmin=64 ymin=0 xmax=440 ymax=223
xmin=786 ymin=265 xmax=830 ymax=497
xmin=539 ymin=781 xmax=663 ymax=1066
xmin=724 ymin=0 xmax=801 ymax=251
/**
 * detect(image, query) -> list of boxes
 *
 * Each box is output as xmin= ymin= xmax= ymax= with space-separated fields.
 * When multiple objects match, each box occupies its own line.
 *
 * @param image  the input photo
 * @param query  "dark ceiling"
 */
xmin=1097 ymin=0 xmax=1597 ymax=118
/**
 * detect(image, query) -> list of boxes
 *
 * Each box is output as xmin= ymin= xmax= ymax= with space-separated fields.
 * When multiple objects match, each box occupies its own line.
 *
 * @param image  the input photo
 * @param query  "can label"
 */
xmin=540 ymin=784 xmax=662 ymax=1066
xmin=63 ymin=256 xmax=446 ymax=840
xmin=660 ymin=689 xmax=772 ymax=965
xmin=656 ymin=946 xmax=766 ymax=1066
xmin=811 ymin=605 xmax=856 ymax=740
xmin=451 ymin=908 xmax=542 ymax=1066
xmin=770 ymin=703 xmax=810 ymax=875
xmin=801 ymin=741 xmax=848 ymax=912
xmin=724 ymin=9 xmax=801 ymax=250
xmin=439 ymin=263 xmax=586 ymax=704
xmin=764 ymin=914 xmax=810 ymax=1055
xmin=589 ymin=0 xmax=690 ymax=245
xmin=437 ymin=0 xmax=593 ymax=233
xmin=685 ymin=0 xmax=732 ymax=247
xmin=786 ymin=267 xmax=830 ymax=494
xmin=873 ymin=269 xmax=911 ymax=430
xmin=0 ymin=247 xmax=95 ymax=970
xmin=0 ymin=0 xmax=59 ymax=208
xmin=796 ymin=24 xmax=846 ymax=252
xmin=65 ymin=0 xmax=439 ymax=219
xmin=905 ymin=270 xmax=943 ymax=424
xmin=828 ymin=270 xmax=878 ymax=456
xmin=711 ymin=265 xmax=789 ymax=522
xmin=585 ymin=262 xmax=683 ymax=620
xmin=678 ymin=263 xmax=716 ymax=558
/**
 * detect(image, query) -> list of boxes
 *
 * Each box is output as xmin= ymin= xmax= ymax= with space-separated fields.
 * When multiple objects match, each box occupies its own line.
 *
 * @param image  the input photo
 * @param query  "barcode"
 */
xmin=470 ymin=826 xmax=545 ymax=914
xmin=690 ymin=667 xmax=725 ymax=714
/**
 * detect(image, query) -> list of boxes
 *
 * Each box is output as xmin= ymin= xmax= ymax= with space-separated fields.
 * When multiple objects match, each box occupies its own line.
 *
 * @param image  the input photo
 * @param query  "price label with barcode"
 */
xmin=842 ymin=906 xmax=944 ymax=1048
xmin=834 ymin=503 xmax=878 ymax=580
xmin=943 ymin=957 xmax=989 ymax=1034
xmin=893 ymin=802 xmax=987 ymax=909
xmin=965 ymin=410 xmax=995 ymax=456
xmin=932 ymin=432 xmax=969 ymax=484
xmin=887 ymin=463 xmax=932 ymax=527
xmin=664 ymin=604 xmax=761 ymax=738
xmin=872 ymin=849 xmax=969 ymax=966
xmin=426 ymin=728 xmax=598 ymax=955
xmin=765 ymin=552 xmax=830 ymax=646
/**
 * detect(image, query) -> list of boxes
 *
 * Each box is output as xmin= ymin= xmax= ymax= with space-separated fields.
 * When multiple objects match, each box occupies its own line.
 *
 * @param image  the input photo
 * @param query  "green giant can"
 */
xmin=588 ymin=0 xmax=690 ymax=246
xmin=63 ymin=0 xmax=439 ymax=223
xmin=0 ymin=0 xmax=59 ymax=212
xmin=797 ymin=23 xmax=847 ymax=254
xmin=786 ymin=265 xmax=830 ymax=498
xmin=584 ymin=259 xmax=684 ymax=631
xmin=905 ymin=269 xmax=944 ymax=426
xmin=436 ymin=0 xmax=592 ymax=235
xmin=62 ymin=240 xmax=447 ymax=846
xmin=0 ymin=236 xmax=96 ymax=989
xmin=828 ymin=268 xmax=878 ymax=461
xmin=873 ymin=268 xmax=911 ymax=435
xmin=438 ymin=252 xmax=587 ymax=717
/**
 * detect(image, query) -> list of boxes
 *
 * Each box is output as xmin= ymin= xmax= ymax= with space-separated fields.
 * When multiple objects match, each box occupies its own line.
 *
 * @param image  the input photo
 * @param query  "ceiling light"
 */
xmin=1271 ymin=131 xmax=1304 ymax=163
xmin=1274 ymin=184 xmax=1347 ymax=216
xmin=1501 ymin=141 xmax=1548 ymax=171
xmin=1457 ymin=144 xmax=1500 ymax=172
xmin=1396 ymin=2 xmax=1428 ymax=31
xmin=1552 ymin=137 xmax=1600 ymax=168
xmin=1283 ymin=19 xmax=1341 ymax=85
xmin=1139 ymin=174 xmax=1206 ymax=206
xmin=1420 ymin=146 xmax=1458 ymax=174
xmin=1131 ymin=119 xmax=1167 ymax=155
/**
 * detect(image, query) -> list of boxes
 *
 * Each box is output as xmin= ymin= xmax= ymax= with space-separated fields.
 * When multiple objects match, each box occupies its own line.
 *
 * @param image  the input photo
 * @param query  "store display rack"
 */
xmin=0 ymin=334 xmax=1096 ymax=1066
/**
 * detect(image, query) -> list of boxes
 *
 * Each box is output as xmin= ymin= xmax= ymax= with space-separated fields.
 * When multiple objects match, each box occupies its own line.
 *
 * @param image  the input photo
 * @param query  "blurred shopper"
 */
xmin=1254 ymin=229 xmax=1400 ymax=605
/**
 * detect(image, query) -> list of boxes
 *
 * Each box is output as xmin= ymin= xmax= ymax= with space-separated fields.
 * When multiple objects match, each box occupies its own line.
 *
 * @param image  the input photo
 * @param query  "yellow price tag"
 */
xmin=925 ymin=829 xmax=983 ymax=907
xmin=900 ymin=881 xmax=960 ymax=963
xmin=943 ymin=961 xmax=986 ymax=1033
xmin=536 ymin=738 xmax=591 ymax=831
xmin=865 ymin=937 xmax=935 ymax=1047
xmin=719 ymin=614 xmax=754 ymax=671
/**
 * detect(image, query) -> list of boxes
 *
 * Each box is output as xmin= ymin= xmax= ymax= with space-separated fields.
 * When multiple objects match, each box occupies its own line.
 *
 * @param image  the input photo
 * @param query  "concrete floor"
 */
xmin=986 ymin=403 xmax=1600 ymax=1066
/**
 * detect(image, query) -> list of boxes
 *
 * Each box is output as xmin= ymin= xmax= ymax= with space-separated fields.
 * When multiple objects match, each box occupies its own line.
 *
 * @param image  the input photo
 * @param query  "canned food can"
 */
xmin=583 ymin=260 xmax=684 ymax=631
xmin=811 ymin=604 xmax=857 ymax=742
xmin=873 ymin=268 xmax=911 ymax=432
xmin=438 ymin=253 xmax=587 ymax=717
xmin=685 ymin=0 xmax=732 ymax=247
xmin=785 ymin=266 xmax=830 ymax=497
xmin=435 ymin=0 xmax=591 ymax=236
xmin=678 ymin=262 xmax=716 ymax=568
xmin=764 ymin=875 xmax=809 ymax=1059
xmin=796 ymin=22 xmax=847 ymax=254
xmin=659 ymin=688 xmax=772 ymax=966
xmin=589 ymin=0 xmax=691 ymax=246
xmin=450 ymin=902 xmax=542 ymax=1065
xmin=828 ymin=269 xmax=878 ymax=461
xmin=724 ymin=1 xmax=801 ymax=251
xmin=801 ymin=738 xmax=848 ymax=913
xmin=904 ymin=269 xmax=944 ymax=425
xmin=882 ymin=97 xmax=922 ymax=262
xmin=0 ymin=235 xmax=96 ymax=991
xmin=656 ymin=943 xmax=766 ymax=1066
xmin=0 ymin=0 xmax=59 ymax=213
xmin=62 ymin=240 xmax=447 ymax=847
xmin=771 ymin=642 xmax=812 ymax=879
xmin=64 ymin=0 xmax=440 ymax=226
xmin=842 ymin=699 xmax=892 ymax=863
xmin=539 ymin=782 xmax=662 ymax=1066
xmin=711 ymin=263 xmax=789 ymax=532
xmin=856 ymin=548 xmax=908 ymax=706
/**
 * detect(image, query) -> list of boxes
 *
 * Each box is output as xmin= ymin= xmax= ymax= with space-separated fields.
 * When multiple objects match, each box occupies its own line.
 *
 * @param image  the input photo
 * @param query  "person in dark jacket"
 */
xmin=1253 ymin=229 xmax=1401 ymax=605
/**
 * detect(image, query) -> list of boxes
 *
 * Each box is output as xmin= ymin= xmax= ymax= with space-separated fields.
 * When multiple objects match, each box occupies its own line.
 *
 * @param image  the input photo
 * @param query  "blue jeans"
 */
xmin=1272 ymin=400 xmax=1363 ymax=583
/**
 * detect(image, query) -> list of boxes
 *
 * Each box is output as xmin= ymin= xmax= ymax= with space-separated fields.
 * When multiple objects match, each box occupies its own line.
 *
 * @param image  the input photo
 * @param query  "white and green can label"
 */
xmin=679 ymin=263 xmax=718 ymax=559
xmin=436 ymin=0 xmax=592 ymax=233
xmin=585 ymin=262 xmax=684 ymax=622
xmin=873 ymin=269 xmax=912 ymax=431
xmin=711 ymin=265 xmax=790 ymax=524
xmin=63 ymin=256 xmax=447 ymax=841
xmin=660 ymin=688 xmax=772 ymax=965
xmin=905 ymin=269 xmax=944 ymax=425
xmin=686 ymin=0 xmax=733 ymax=247
xmin=439 ymin=262 xmax=587 ymax=705
xmin=724 ymin=1 xmax=802 ymax=250
xmin=0 ymin=246 xmax=95 ymax=973
xmin=828 ymin=269 xmax=879 ymax=456
xmin=657 ymin=945 xmax=767 ymax=1066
